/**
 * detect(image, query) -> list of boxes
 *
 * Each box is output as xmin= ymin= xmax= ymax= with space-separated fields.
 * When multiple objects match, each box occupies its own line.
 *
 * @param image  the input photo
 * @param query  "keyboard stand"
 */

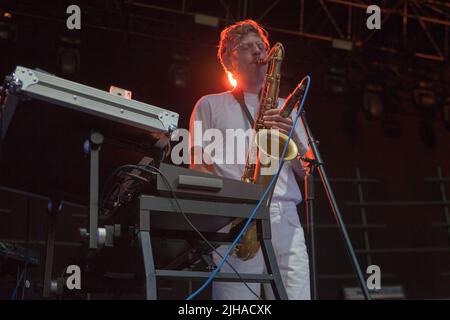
xmin=137 ymin=195 xmax=288 ymax=300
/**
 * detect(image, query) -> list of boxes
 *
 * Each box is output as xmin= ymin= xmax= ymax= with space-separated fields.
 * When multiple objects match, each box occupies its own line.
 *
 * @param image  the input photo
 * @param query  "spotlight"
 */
xmin=413 ymin=81 xmax=436 ymax=109
xmin=172 ymin=64 xmax=189 ymax=89
xmin=57 ymin=47 xmax=80 ymax=75
xmin=169 ymin=54 xmax=190 ymax=89
xmin=363 ymin=83 xmax=384 ymax=119
xmin=2 ymin=11 xmax=13 ymax=19
xmin=332 ymin=39 xmax=353 ymax=51
xmin=324 ymin=67 xmax=347 ymax=95
xmin=0 ymin=21 xmax=17 ymax=42
xmin=57 ymin=36 xmax=80 ymax=75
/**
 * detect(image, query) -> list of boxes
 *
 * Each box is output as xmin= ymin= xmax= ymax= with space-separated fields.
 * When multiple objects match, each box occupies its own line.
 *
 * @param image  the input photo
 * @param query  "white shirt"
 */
xmin=189 ymin=90 xmax=309 ymax=205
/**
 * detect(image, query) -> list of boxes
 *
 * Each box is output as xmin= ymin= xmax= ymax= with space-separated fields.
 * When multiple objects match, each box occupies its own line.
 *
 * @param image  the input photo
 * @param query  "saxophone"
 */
xmin=233 ymin=42 xmax=300 ymax=261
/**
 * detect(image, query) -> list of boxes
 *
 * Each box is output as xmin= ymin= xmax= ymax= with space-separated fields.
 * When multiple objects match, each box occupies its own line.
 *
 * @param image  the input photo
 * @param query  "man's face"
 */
xmin=229 ymin=32 xmax=268 ymax=86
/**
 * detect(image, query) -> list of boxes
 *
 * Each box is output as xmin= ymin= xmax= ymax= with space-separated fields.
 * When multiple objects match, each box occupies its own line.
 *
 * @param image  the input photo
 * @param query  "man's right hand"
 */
xmin=189 ymin=146 xmax=213 ymax=174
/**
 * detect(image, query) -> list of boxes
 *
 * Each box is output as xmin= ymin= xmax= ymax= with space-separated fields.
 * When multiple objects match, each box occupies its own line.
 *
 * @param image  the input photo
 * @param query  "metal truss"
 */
xmin=2 ymin=0 xmax=448 ymax=62
xmin=126 ymin=0 xmax=449 ymax=62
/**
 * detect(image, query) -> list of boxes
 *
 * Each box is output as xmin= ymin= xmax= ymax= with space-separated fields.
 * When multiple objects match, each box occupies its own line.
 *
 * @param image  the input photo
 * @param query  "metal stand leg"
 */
xmin=304 ymin=168 xmax=317 ymax=300
xmin=88 ymin=132 xmax=103 ymax=250
xmin=259 ymin=220 xmax=288 ymax=300
xmin=138 ymin=231 xmax=157 ymax=300
xmin=139 ymin=206 xmax=157 ymax=300
xmin=43 ymin=200 xmax=61 ymax=298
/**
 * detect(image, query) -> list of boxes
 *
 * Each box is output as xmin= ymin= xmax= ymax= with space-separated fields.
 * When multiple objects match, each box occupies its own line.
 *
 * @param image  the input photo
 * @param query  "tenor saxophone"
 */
xmin=234 ymin=42 xmax=300 ymax=261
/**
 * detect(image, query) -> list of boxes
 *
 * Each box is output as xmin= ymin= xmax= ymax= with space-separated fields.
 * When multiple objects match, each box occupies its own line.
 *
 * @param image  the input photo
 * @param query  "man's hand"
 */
xmin=299 ymin=149 xmax=315 ymax=173
xmin=189 ymin=146 xmax=213 ymax=174
xmin=263 ymin=109 xmax=294 ymax=135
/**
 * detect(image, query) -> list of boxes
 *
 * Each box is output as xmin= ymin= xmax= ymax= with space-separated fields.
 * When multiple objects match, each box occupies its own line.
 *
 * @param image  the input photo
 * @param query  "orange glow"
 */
xmin=226 ymin=71 xmax=237 ymax=88
xmin=3 ymin=12 xmax=12 ymax=19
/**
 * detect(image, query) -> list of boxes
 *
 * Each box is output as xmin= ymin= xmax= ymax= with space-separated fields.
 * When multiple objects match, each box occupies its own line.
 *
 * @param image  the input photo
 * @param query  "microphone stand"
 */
xmin=302 ymin=155 xmax=317 ymax=299
xmin=300 ymin=110 xmax=372 ymax=300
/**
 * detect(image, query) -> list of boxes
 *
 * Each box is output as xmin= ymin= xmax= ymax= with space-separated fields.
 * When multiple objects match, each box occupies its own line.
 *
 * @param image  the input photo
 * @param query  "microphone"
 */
xmin=279 ymin=81 xmax=307 ymax=118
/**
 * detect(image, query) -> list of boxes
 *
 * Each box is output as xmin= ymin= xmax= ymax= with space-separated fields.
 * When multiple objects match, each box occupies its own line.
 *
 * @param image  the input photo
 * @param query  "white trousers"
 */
xmin=212 ymin=201 xmax=311 ymax=300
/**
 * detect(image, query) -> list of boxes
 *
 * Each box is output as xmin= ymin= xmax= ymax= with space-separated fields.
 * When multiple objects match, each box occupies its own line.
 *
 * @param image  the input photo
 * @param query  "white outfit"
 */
xmin=189 ymin=90 xmax=311 ymax=300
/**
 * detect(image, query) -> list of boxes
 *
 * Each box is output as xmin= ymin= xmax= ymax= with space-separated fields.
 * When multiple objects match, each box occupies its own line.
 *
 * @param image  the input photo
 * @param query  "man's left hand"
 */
xmin=262 ymin=109 xmax=293 ymax=135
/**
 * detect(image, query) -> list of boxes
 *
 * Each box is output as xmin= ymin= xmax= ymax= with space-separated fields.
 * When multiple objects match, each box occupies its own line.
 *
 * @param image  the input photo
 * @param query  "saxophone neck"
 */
xmin=257 ymin=42 xmax=285 ymax=65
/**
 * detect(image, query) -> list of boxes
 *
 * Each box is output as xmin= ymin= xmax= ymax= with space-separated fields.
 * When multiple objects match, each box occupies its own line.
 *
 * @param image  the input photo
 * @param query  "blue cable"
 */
xmin=186 ymin=76 xmax=311 ymax=300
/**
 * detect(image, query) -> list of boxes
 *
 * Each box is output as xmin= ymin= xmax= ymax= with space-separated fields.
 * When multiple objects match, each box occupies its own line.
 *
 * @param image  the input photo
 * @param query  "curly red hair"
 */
xmin=217 ymin=19 xmax=270 ymax=75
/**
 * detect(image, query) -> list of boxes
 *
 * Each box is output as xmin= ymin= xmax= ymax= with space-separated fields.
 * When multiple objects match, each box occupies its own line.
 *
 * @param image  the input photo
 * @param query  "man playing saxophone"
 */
xmin=189 ymin=19 xmax=310 ymax=300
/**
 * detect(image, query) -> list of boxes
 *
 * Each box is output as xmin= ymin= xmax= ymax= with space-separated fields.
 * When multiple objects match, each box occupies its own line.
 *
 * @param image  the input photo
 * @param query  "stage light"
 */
xmin=194 ymin=13 xmax=219 ymax=27
xmin=332 ymin=39 xmax=353 ymax=51
xmin=0 ymin=22 xmax=17 ymax=42
xmin=324 ymin=67 xmax=347 ymax=95
xmin=413 ymin=81 xmax=436 ymax=109
xmin=57 ymin=36 xmax=80 ymax=75
xmin=169 ymin=54 xmax=191 ymax=89
xmin=169 ymin=63 xmax=190 ymax=89
xmin=0 ymin=28 xmax=10 ymax=40
xmin=57 ymin=47 xmax=80 ymax=75
xmin=363 ymin=83 xmax=384 ymax=119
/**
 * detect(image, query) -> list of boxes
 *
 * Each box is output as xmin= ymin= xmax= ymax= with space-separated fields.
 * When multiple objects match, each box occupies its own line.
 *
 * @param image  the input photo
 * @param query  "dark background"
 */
xmin=0 ymin=0 xmax=449 ymax=299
